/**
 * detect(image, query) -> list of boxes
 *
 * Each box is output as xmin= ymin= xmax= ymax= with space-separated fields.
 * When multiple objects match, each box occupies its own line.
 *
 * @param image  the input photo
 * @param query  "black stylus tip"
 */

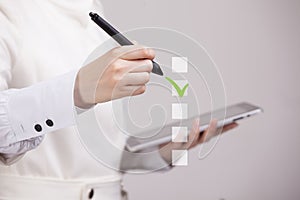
xmin=152 ymin=62 xmax=164 ymax=76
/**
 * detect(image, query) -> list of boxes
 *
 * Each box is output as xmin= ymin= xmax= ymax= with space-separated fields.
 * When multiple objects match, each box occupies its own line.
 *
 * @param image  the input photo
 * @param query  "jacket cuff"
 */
xmin=2 ymin=70 xmax=78 ymax=146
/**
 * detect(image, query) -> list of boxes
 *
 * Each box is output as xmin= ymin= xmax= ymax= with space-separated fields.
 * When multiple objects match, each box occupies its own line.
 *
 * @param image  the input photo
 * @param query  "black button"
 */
xmin=88 ymin=189 xmax=94 ymax=199
xmin=46 ymin=119 xmax=54 ymax=127
xmin=34 ymin=124 xmax=42 ymax=132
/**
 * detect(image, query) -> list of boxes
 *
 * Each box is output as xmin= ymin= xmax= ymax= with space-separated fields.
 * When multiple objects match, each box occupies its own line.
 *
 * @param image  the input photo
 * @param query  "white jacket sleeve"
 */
xmin=0 ymin=70 xmax=78 ymax=165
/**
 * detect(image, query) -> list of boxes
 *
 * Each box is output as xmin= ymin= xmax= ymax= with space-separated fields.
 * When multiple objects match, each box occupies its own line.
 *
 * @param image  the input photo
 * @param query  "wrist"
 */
xmin=74 ymin=71 xmax=95 ymax=109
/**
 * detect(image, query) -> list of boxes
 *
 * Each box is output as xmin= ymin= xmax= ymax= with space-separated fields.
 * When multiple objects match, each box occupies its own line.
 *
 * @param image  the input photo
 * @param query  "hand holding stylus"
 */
xmin=74 ymin=45 xmax=155 ymax=108
xmin=89 ymin=12 xmax=164 ymax=76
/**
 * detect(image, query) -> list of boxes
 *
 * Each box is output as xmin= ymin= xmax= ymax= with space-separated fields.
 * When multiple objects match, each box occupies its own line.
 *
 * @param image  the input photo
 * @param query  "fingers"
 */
xmin=115 ymin=45 xmax=155 ymax=60
xmin=187 ymin=118 xmax=201 ymax=148
xmin=115 ymin=59 xmax=152 ymax=94
xmin=115 ymin=85 xmax=146 ymax=98
xmin=120 ymin=72 xmax=150 ymax=86
xmin=198 ymin=119 xmax=218 ymax=143
xmin=194 ymin=120 xmax=237 ymax=145
xmin=220 ymin=122 xmax=238 ymax=133
xmin=157 ymin=120 xmax=238 ymax=158
xmin=131 ymin=85 xmax=146 ymax=96
xmin=122 ymin=59 xmax=153 ymax=74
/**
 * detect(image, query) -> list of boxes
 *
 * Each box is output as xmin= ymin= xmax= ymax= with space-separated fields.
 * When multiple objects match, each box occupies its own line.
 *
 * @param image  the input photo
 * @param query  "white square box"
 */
xmin=172 ymin=57 xmax=188 ymax=73
xmin=171 ymin=80 xmax=189 ymax=96
xmin=172 ymin=126 xmax=188 ymax=142
xmin=172 ymin=103 xmax=188 ymax=119
xmin=172 ymin=150 xmax=188 ymax=166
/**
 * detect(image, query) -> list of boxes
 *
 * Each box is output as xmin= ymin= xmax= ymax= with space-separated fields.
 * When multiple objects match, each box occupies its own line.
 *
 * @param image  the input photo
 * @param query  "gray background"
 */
xmin=101 ymin=0 xmax=300 ymax=199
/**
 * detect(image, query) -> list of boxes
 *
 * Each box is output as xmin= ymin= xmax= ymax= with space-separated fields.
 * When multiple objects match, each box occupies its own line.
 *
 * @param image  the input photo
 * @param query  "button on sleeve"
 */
xmin=7 ymin=70 xmax=79 ymax=143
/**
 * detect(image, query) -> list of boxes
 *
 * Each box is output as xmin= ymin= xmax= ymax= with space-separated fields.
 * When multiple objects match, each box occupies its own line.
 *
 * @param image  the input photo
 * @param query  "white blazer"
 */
xmin=0 ymin=1 xmax=168 ymax=199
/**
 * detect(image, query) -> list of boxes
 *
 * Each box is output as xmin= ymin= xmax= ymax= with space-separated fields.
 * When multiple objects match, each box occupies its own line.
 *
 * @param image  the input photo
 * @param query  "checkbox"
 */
xmin=171 ymin=80 xmax=188 ymax=96
xmin=172 ymin=103 xmax=188 ymax=119
xmin=172 ymin=150 xmax=188 ymax=166
xmin=172 ymin=126 xmax=188 ymax=142
xmin=172 ymin=57 xmax=188 ymax=73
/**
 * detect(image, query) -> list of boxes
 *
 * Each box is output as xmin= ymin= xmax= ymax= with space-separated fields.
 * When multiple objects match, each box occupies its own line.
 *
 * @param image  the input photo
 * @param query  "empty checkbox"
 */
xmin=172 ymin=57 xmax=188 ymax=73
xmin=172 ymin=126 xmax=188 ymax=142
xmin=172 ymin=150 xmax=188 ymax=166
xmin=172 ymin=103 xmax=188 ymax=119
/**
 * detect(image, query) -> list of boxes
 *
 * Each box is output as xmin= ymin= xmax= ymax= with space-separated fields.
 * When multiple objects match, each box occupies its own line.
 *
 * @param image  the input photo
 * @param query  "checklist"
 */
xmin=168 ymin=56 xmax=189 ymax=166
xmin=172 ymin=103 xmax=188 ymax=119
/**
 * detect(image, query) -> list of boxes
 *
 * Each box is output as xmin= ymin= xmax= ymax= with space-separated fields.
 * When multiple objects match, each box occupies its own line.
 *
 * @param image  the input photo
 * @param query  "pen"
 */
xmin=89 ymin=12 xmax=164 ymax=76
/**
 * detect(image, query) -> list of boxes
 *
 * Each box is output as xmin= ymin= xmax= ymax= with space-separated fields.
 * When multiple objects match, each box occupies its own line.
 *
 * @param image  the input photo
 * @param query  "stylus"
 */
xmin=89 ymin=12 xmax=164 ymax=76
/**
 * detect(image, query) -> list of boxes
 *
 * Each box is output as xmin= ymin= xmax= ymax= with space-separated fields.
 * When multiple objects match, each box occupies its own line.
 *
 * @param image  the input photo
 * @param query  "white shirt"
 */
xmin=0 ymin=1 xmax=168 ymax=199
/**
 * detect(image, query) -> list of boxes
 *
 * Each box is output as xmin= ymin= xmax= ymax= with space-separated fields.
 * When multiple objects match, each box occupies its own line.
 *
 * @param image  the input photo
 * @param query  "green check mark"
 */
xmin=165 ymin=77 xmax=189 ymax=97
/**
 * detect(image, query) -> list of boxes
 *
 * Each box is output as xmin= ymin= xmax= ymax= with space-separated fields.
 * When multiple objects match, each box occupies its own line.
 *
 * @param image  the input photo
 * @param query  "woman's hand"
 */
xmin=74 ymin=45 xmax=155 ymax=108
xmin=158 ymin=119 xmax=239 ymax=164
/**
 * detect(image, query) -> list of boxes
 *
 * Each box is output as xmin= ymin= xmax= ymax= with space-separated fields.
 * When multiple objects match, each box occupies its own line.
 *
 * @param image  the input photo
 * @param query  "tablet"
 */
xmin=125 ymin=102 xmax=263 ymax=152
